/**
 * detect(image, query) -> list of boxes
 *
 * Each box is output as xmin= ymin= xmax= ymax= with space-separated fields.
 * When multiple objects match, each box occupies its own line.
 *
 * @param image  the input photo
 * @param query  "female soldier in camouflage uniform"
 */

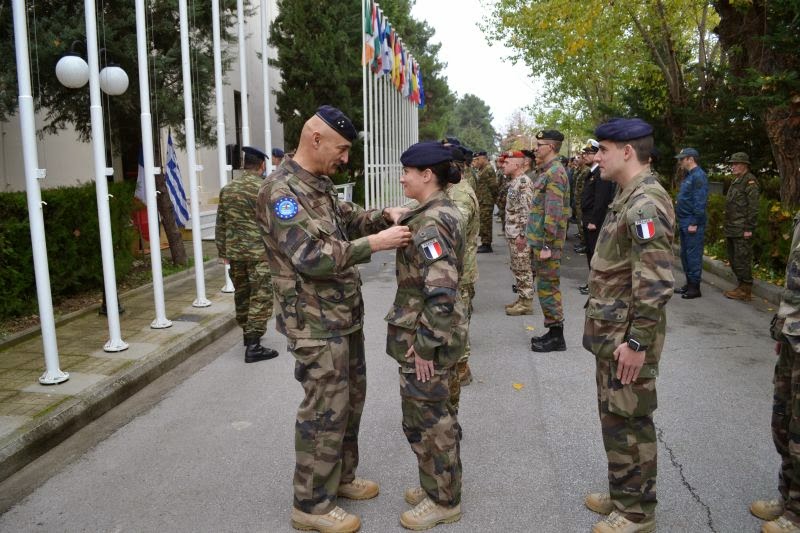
xmin=385 ymin=141 xmax=466 ymax=530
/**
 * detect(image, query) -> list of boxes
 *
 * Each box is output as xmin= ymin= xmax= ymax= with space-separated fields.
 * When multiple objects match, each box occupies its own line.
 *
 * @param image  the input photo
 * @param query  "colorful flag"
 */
xmin=362 ymin=0 xmax=374 ymax=66
xmin=134 ymin=147 xmax=147 ymax=203
xmin=165 ymin=132 xmax=190 ymax=227
xmin=381 ymin=22 xmax=393 ymax=78
xmin=418 ymin=67 xmax=425 ymax=108
xmin=392 ymin=32 xmax=401 ymax=89
xmin=371 ymin=7 xmax=382 ymax=73
xmin=411 ymin=61 xmax=420 ymax=104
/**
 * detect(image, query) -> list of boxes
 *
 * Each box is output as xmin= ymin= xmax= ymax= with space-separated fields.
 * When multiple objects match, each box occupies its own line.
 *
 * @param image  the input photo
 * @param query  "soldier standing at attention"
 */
xmin=528 ymin=130 xmax=571 ymax=353
xmin=474 ymin=151 xmax=498 ymax=253
xmin=387 ymin=141 xmax=465 ymax=531
xmin=579 ymin=139 xmax=616 ymax=295
xmin=215 ymin=146 xmax=279 ymax=363
xmin=673 ymin=147 xmax=708 ymax=300
xmin=583 ymin=118 xmax=674 ymax=533
xmin=503 ymin=151 xmax=536 ymax=316
xmin=495 ymin=153 xmax=510 ymax=230
xmin=722 ymin=152 xmax=760 ymax=301
xmin=257 ymin=106 xmax=412 ymax=533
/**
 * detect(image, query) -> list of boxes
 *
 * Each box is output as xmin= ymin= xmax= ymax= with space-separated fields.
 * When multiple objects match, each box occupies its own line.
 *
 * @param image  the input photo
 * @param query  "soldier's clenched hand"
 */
xmin=383 ymin=206 xmax=411 ymax=224
xmin=613 ymin=342 xmax=645 ymax=385
xmin=368 ymin=225 xmax=412 ymax=252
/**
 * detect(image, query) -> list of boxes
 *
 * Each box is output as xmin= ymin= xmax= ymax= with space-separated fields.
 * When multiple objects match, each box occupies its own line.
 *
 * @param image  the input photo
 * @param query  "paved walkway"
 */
xmin=0 ymin=245 xmax=235 ymax=481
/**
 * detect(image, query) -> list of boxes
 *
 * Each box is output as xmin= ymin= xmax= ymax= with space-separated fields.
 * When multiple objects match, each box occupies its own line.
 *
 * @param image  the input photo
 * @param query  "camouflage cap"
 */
xmin=727 ymin=152 xmax=751 ymax=165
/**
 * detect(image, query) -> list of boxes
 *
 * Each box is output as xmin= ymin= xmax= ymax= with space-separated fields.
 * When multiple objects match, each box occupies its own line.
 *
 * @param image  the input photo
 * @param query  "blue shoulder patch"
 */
xmin=274 ymin=196 xmax=299 ymax=220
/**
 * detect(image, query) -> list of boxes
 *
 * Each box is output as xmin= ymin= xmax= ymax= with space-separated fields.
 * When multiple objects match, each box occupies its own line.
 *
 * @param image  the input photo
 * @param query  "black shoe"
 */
xmin=681 ymin=283 xmax=702 ymax=299
xmin=574 ymin=245 xmax=587 ymax=255
xmin=530 ymin=329 xmax=552 ymax=343
xmin=531 ymin=328 xmax=566 ymax=352
xmin=578 ymin=284 xmax=589 ymax=295
xmin=674 ymin=285 xmax=688 ymax=294
xmin=571 ymin=233 xmax=581 ymax=239
xmin=477 ymin=244 xmax=493 ymax=253
xmin=245 ymin=343 xmax=279 ymax=363
xmin=512 ymin=284 xmax=518 ymax=293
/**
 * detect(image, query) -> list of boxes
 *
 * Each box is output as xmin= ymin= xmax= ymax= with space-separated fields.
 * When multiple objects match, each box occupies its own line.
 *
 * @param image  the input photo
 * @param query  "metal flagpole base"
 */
xmin=192 ymin=298 xmax=212 ymax=308
xmin=39 ymin=369 xmax=70 ymax=385
xmin=221 ymin=264 xmax=234 ymax=293
xmin=103 ymin=339 xmax=130 ymax=352
xmin=150 ymin=318 xmax=173 ymax=329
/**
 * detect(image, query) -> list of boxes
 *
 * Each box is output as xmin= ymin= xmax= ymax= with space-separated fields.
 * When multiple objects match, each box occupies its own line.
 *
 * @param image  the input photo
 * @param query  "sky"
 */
xmin=409 ymin=0 xmax=543 ymax=133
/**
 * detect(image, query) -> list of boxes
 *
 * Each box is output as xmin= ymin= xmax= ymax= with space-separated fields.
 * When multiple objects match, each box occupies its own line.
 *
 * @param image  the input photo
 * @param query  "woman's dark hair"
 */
xmin=415 ymin=161 xmax=461 ymax=188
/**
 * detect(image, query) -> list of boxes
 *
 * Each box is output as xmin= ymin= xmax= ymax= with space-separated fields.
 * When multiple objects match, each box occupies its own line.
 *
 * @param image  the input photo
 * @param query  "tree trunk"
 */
xmin=154 ymin=174 xmax=188 ymax=266
xmin=766 ymin=105 xmax=800 ymax=207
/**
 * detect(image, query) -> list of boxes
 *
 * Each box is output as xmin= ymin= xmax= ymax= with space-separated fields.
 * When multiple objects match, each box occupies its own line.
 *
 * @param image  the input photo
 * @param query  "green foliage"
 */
xmin=445 ymin=94 xmax=496 ymax=152
xmin=0 ymin=181 xmax=136 ymax=319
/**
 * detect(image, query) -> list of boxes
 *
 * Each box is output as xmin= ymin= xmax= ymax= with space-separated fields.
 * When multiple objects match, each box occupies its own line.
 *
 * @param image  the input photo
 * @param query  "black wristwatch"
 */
xmin=627 ymin=338 xmax=646 ymax=352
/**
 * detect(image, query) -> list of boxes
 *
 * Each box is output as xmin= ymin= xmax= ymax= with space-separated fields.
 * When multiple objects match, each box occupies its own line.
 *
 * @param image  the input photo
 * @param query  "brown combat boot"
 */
xmin=457 ymin=361 xmax=472 ymax=386
xmin=724 ymin=282 xmax=751 ymax=301
xmin=585 ymin=492 xmax=614 ymax=515
xmin=337 ymin=477 xmax=379 ymax=500
xmin=399 ymin=497 xmax=461 ymax=530
xmin=506 ymin=297 xmax=533 ymax=316
xmin=291 ymin=506 xmax=361 ymax=533
xmin=751 ymin=499 xmax=784 ymax=521
xmin=592 ymin=511 xmax=655 ymax=533
xmin=762 ymin=516 xmax=800 ymax=533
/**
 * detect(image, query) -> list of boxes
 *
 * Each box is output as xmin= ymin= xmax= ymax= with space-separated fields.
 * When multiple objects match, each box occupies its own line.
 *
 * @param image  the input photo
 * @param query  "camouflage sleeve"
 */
xmin=543 ymin=172 xmax=568 ymax=245
xmin=215 ymin=188 xmax=227 ymax=259
xmin=515 ymin=178 xmax=535 ymax=236
xmin=338 ymin=200 xmax=390 ymax=239
xmin=414 ymin=220 xmax=460 ymax=361
xmin=745 ymin=179 xmax=760 ymax=232
xmin=625 ymin=192 xmax=675 ymax=346
xmin=780 ymin=227 xmax=800 ymax=352
xmin=265 ymin=187 xmax=373 ymax=278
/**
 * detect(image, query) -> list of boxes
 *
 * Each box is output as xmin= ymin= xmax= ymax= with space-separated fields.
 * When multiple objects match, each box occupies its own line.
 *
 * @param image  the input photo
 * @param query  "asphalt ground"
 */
xmin=0 ymin=223 xmax=780 ymax=532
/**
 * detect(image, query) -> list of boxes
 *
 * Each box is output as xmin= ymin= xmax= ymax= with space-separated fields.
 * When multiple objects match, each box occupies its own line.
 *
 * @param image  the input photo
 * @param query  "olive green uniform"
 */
xmin=724 ymin=171 xmax=759 ymax=284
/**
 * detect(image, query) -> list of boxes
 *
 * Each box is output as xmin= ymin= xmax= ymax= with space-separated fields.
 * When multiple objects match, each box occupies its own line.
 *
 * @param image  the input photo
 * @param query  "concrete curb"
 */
xmin=0 ymin=297 xmax=235 ymax=483
xmin=700 ymin=254 xmax=783 ymax=305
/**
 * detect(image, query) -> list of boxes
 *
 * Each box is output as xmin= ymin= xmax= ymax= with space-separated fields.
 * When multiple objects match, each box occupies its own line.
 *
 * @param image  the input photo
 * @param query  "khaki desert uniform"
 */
xmin=505 ymin=173 xmax=535 ymax=300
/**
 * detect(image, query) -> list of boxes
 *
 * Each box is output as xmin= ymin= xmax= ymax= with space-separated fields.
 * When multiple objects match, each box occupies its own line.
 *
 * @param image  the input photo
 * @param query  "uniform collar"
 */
xmin=283 ymin=158 xmax=335 ymax=194
xmin=399 ymin=190 xmax=446 ymax=224
xmin=611 ymin=169 xmax=651 ymax=210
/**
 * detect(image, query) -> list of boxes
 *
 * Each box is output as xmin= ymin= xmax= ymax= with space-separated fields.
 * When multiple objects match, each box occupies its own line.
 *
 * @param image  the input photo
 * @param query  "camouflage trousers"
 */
xmin=449 ymin=283 xmax=475 ymax=413
xmin=479 ymin=203 xmax=494 ymax=245
xmin=289 ymin=331 xmax=366 ymax=514
xmin=229 ymin=260 xmax=273 ymax=338
xmin=400 ymin=366 xmax=462 ymax=507
xmin=531 ymin=252 xmax=563 ymax=326
xmin=596 ymin=358 xmax=658 ymax=521
xmin=771 ymin=341 xmax=800 ymax=525
xmin=508 ymin=239 xmax=534 ymax=299
xmin=726 ymin=237 xmax=754 ymax=284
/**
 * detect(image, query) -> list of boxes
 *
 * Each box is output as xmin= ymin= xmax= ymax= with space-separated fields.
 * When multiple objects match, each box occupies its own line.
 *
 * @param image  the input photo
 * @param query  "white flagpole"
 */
xmin=378 ymin=76 xmax=386 ymax=208
xmin=361 ymin=0 xmax=369 ymax=209
xmin=237 ymin=0 xmax=250 ymax=147
xmin=261 ymin=0 xmax=273 ymax=173
xmin=179 ymin=0 xmax=210 ymax=307
xmin=12 ymin=0 xmax=68 ymax=384
xmin=135 ymin=0 xmax=171 ymax=329
xmin=368 ymin=60 xmax=376 ymax=210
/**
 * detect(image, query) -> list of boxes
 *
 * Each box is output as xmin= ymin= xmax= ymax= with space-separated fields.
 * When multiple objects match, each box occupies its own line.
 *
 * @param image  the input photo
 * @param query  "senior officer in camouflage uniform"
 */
xmin=751 ymin=213 xmax=800 ymax=533
xmin=257 ymin=106 xmax=412 ymax=533
xmin=504 ymin=150 xmax=536 ymax=315
xmin=474 ymin=151 xmax=498 ymax=253
xmin=528 ymin=130 xmax=571 ymax=352
xmin=387 ymin=141 xmax=466 ymax=530
xmin=582 ymin=118 xmax=674 ymax=533
xmin=215 ymin=146 xmax=279 ymax=363
xmin=723 ymin=152 xmax=760 ymax=301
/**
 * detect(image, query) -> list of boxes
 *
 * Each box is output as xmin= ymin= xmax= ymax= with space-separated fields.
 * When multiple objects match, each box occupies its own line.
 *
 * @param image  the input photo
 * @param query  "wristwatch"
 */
xmin=627 ymin=338 xmax=646 ymax=352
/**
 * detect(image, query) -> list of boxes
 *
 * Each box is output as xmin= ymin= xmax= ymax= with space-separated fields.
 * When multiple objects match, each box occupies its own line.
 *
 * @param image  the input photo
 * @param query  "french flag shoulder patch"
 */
xmin=634 ymin=218 xmax=656 ymax=240
xmin=420 ymin=238 xmax=445 ymax=262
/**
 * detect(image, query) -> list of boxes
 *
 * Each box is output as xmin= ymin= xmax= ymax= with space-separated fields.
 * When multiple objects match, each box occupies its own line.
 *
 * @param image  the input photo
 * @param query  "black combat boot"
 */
xmin=243 ymin=333 xmax=279 ymax=363
xmin=477 ymin=244 xmax=493 ymax=253
xmin=531 ymin=326 xmax=567 ymax=352
xmin=674 ymin=284 xmax=688 ymax=294
xmin=681 ymin=282 xmax=702 ymax=300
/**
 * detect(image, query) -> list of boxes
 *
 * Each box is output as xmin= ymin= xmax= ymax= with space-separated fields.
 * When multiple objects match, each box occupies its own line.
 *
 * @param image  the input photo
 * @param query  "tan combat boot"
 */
xmin=592 ymin=511 xmax=655 ymax=533
xmin=506 ymin=297 xmax=534 ymax=316
xmin=724 ymin=282 xmax=752 ymax=301
xmin=585 ymin=492 xmax=614 ymax=515
xmin=291 ymin=506 xmax=361 ymax=533
xmin=505 ymin=297 xmax=520 ymax=311
xmin=762 ymin=516 xmax=800 ymax=533
xmin=457 ymin=361 xmax=473 ymax=386
xmin=399 ymin=497 xmax=461 ymax=530
xmin=751 ymin=499 xmax=784 ymax=521
xmin=404 ymin=486 xmax=426 ymax=506
xmin=337 ymin=477 xmax=379 ymax=500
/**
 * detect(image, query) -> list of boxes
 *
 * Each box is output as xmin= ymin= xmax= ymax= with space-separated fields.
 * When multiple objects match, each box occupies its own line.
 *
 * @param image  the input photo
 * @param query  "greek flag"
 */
xmin=165 ymin=132 xmax=190 ymax=228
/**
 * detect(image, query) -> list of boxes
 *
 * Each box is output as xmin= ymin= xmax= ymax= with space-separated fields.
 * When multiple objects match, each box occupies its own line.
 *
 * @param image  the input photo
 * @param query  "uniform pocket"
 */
xmin=607 ymin=364 xmax=657 ymax=418
xmin=272 ymin=276 xmax=302 ymax=333
xmin=289 ymin=337 xmax=333 ymax=382
xmin=583 ymin=298 xmax=630 ymax=358
xmin=399 ymin=369 xmax=450 ymax=402
xmin=385 ymin=305 xmax=420 ymax=361
xmin=315 ymin=280 xmax=360 ymax=330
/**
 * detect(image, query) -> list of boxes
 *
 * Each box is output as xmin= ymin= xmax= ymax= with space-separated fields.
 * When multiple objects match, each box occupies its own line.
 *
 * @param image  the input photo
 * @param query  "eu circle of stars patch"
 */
xmin=274 ymin=197 xmax=299 ymax=220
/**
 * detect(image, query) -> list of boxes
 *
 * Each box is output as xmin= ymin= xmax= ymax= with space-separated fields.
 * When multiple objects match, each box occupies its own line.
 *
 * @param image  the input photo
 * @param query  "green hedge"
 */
xmin=0 ymin=181 xmax=136 ymax=319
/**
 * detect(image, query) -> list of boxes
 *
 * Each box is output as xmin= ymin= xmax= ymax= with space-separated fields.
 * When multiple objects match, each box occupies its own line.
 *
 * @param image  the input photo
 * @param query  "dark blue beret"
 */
xmin=271 ymin=148 xmax=284 ymax=158
xmin=536 ymin=129 xmax=564 ymax=142
xmin=242 ymin=146 xmax=267 ymax=160
xmin=316 ymin=105 xmax=358 ymax=142
xmin=443 ymin=136 xmax=462 ymax=146
xmin=595 ymin=118 xmax=653 ymax=141
xmin=401 ymin=141 xmax=455 ymax=168
xmin=474 ymin=151 xmax=488 ymax=157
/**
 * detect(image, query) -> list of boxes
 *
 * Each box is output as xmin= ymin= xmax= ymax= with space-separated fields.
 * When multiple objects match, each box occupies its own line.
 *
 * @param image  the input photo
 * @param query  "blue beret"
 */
xmin=242 ymin=146 xmax=267 ymax=160
xmin=536 ymin=129 xmax=564 ymax=142
xmin=594 ymin=118 xmax=653 ymax=141
xmin=401 ymin=141 xmax=455 ymax=168
xmin=316 ymin=105 xmax=358 ymax=142
xmin=475 ymin=151 xmax=488 ymax=157
xmin=271 ymin=148 xmax=285 ymax=158
xmin=442 ymin=136 xmax=462 ymax=147
xmin=675 ymin=147 xmax=700 ymax=159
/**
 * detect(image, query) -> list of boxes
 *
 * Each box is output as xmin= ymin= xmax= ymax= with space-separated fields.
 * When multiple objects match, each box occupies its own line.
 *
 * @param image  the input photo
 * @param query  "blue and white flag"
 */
xmin=165 ymin=132 xmax=190 ymax=228
xmin=134 ymin=147 xmax=147 ymax=204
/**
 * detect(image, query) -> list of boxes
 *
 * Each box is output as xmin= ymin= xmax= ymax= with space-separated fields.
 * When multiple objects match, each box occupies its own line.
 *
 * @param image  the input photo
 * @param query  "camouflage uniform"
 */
xmin=526 ymin=159 xmax=571 ymax=327
xmin=583 ymin=170 xmax=675 ymax=522
xmin=215 ymin=170 xmax=272 ymax=341
xmin=505 ymin=173 xmax=535 ymax=299
xmin=475 ymin=164 xmax=498 ymax=246
xmin=464 ymin=166 xmax=479 ymax=192
xmin=724 ymin=171 xmax=759 ymax=284
xmin=385 ymin=190 xmax=465 ymax=508
xmin=496 ymin=172 xmax=511 ymax=229
xmin=446 ymin=180 xmax=479 ymax=410
xmin=256 ymin=158 xmax=391 ymax=515
xmin=769 ymin=213 xmax=800 ymax=527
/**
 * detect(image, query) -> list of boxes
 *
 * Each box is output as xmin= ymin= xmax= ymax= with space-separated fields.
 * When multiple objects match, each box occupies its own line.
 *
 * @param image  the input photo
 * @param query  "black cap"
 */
xmin=400 ymin=141 xmax=455 ymax=167
xmin=595 ymin=118 xmax=654 ymax=142
xmin=521 ymin=149 xmax=536 ymax=159
xmin=242 ymin=146 xmax=268 ymax=160
xmin=442 ymin=136 xmax=462 ymax=147
xmin=535 ymin=129 xmax=564 ymax=142
xmin=474 ymin=150 xmax=487 ymax=157
xmin=271 ymin=148 xmax=285 ymax=158
xmin=315 ymin=105 xmax=358 ymax=142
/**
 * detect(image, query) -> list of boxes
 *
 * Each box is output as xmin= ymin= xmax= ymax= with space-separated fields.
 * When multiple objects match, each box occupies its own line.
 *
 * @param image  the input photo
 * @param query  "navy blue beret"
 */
xmin=316 ymin=105 xmax=358 ymax=142
xmin=271 ymin=148 xmax=285 ymax=158
xmin=443 ymin=136 xmax=462 ymax=146
xmin=595 ymin=118 xmax=653 ymax=141
xmin=242 ymin=146 xmax=267 ymax=160
xmin=536 ymin=129 xmax=564 ymax=142
xmin=401 ymin=141 xmax=455 ymax=168
xmin=474 ymin=150 xmax=487 ymax=157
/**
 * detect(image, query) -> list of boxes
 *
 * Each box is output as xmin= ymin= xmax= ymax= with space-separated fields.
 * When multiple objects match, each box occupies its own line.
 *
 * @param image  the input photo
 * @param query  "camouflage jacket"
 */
xmin=573 ymin=167 xmax=590 ymax=214
xmin=774 ymin=213 xmax=800 ymax=351
xmin=256 ymin=158 xmax=390 ymax=339
xmin=724 ymin=171 xmax=759 ymax=237
xmin=447 ymin=180 xmax=480 ymax=285
xmin=215 ymin=170 xmax=267 ymax=260
xmin=385 ymin=191 xmax=465 ymax=368
xmin=475 ymin=164 xmax=498 ymax=207
xmin=504 ymin=173 xmax=534 ymax=239
xmin=583 ymin=170 xmax=675 ymax=364
xmin=526 ymin=158 xmax=571 ymax=257
xmin=464 ymin=167 xmax=479 ymax=191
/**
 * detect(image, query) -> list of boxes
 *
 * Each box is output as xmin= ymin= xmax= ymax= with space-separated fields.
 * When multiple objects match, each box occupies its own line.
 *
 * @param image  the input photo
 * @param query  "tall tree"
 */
xmin=446 ymin=93 xmax=496 ymax=152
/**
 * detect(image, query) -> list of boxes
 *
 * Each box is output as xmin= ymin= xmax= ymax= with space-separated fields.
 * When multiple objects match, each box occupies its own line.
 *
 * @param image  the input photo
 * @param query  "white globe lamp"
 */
xmin=99 ymin=65 xmax=129 ymax=96
xmin=55 ymin=54 xmax=89 ymax=89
